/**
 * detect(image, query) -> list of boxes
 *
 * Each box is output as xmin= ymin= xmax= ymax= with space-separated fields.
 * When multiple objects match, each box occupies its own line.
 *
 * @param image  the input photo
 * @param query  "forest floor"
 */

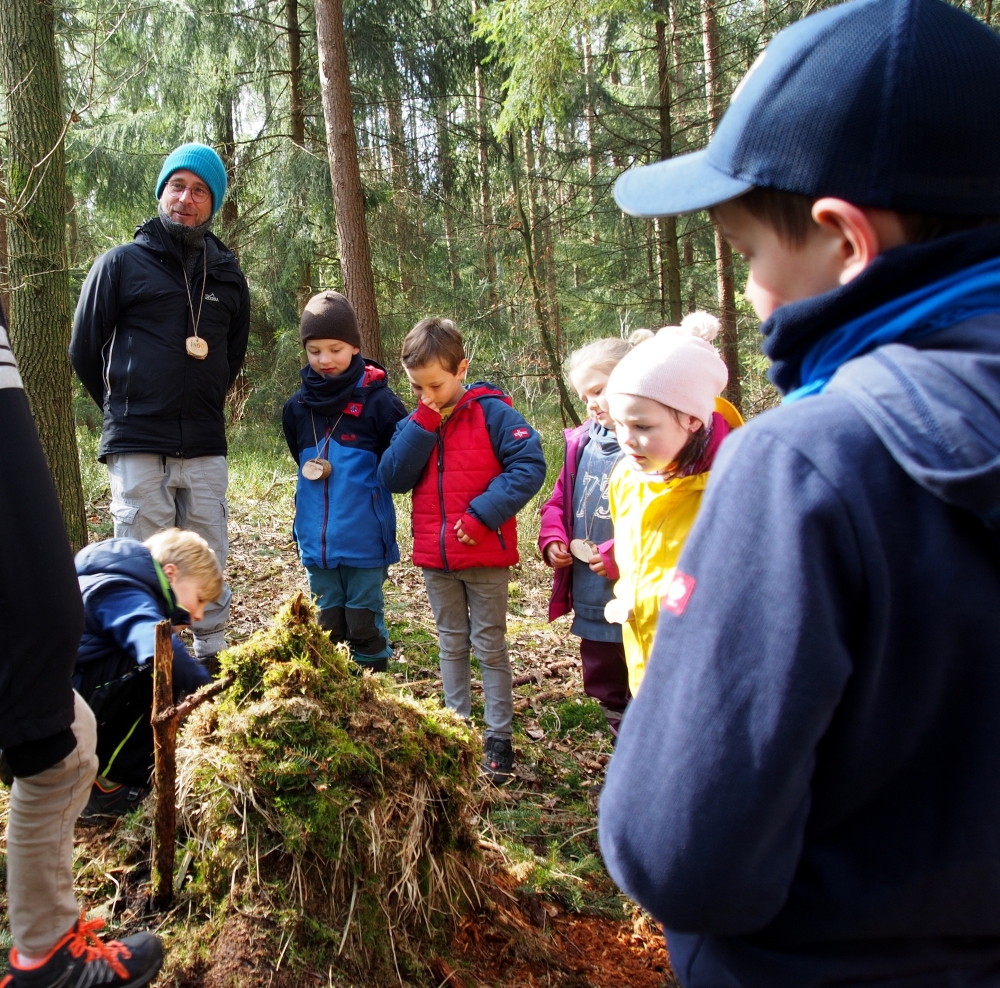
xmin=0 ymin=419 xmax=675 ymax=987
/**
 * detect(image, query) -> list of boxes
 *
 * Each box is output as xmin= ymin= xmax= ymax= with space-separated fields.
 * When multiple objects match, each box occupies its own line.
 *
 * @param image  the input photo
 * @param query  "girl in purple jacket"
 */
xmin=538 ymin=335 xmax=648 ymax=735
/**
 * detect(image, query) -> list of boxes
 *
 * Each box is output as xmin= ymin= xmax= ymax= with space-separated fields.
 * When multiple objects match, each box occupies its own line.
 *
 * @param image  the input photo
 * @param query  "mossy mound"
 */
xmin=174 ymin=594 xmax=487 ymax=981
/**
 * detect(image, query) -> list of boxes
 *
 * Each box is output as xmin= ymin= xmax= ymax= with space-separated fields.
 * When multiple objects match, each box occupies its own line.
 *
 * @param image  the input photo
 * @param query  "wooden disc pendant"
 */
xmin=302 ymin=457 xmax=332 ymax=481
xmin=569 ymin=538 xmax=599 ymax=562
xmin=604 ymin=597 xmax=634 ymax=625
xmin=186 ymin=336 xmax=209 ymax=359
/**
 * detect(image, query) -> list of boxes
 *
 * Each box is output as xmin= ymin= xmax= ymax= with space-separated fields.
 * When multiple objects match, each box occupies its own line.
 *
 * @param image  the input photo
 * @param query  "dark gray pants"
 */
xmin=422 ymin=567 xmax=512 ymax=738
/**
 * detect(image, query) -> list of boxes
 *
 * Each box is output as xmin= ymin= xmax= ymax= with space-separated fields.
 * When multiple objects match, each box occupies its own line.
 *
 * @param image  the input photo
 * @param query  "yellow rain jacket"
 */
xmin=609 ymin=398 xmax=743 ymax=694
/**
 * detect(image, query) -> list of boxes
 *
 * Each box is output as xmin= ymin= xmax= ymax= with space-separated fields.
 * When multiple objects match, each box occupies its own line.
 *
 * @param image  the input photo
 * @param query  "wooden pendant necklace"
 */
xmin=182 ymin=248 xmax=209 ymax=359
xmin=302 ymin=409 xmax=344 ymax=481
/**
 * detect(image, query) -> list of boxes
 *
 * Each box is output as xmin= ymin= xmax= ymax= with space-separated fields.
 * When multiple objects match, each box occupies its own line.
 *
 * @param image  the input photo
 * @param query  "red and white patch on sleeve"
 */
xmin=512 ymin=427 xmax=530 ymax=439
xmin=662 ymin=571 xmax=696 ymax=616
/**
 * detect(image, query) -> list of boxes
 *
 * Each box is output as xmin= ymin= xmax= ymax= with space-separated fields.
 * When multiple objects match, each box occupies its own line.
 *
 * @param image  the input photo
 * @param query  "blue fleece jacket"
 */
xmin=599 ymin=226 xmax=1000 ymax=988
xmin=283 ymin=357 xmax=407 ymax=570
xmin=74 ymin=538 xmax=210 ymax=697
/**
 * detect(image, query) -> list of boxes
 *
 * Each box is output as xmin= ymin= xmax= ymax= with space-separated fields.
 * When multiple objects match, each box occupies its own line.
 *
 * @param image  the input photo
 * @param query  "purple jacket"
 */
xmin=538 ymin=422 xmax=618 ymax=622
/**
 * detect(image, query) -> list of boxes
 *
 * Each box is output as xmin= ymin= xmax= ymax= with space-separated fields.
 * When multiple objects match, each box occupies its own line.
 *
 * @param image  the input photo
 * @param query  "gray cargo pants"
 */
xmin=107 ymin=453 xmax=231 ymax=657
xmin=422 ymin=566 xmax=513 ymax=739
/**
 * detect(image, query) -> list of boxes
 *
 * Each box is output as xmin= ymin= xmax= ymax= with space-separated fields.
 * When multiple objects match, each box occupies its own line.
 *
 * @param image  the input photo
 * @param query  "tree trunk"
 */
xmin=472 ymin=3 xmax=499 ymax=313
xmin=582 ymin=35 xmax=599 ymax=244
xmin=386 ymin=67 xmax=414 ymax=300
xmin=701 ymin=0 xmax=742 ymax=412
xmin=218 ymin=92 xmax=239 ymax=237
xmin=0 ymin=207 xmax=9 ymax=325
xmin=0 ymin=0 xmax=88 ymax=552
xmin=286 ymin=0 xmax=306 ymax=145
xmin=509 ymin=134 xmax=580 ymax=427
xmin=314 ymin=0 xmax=383 ymax=362
xmin=536 ymin=132 xmax=562 ymax=359
xmin=655 ymin=0 xmax=682 ymax=324
xmin=435 ymin=99 xmax=460 ymax=290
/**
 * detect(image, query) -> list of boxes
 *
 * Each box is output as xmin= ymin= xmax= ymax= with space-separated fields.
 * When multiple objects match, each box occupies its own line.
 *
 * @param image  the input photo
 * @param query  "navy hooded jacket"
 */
xmin=282 ymin=356 xmax=407 ymax=570
xmin=599 ymin=226 xmax=1000 ymax=987
xmin=74 ymin=538 xmax=210 ymax=698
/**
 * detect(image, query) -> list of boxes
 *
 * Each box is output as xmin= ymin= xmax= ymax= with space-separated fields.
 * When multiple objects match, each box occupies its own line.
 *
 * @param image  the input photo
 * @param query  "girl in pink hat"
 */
xmin=602 ymin=313 xmax=743 ymax=694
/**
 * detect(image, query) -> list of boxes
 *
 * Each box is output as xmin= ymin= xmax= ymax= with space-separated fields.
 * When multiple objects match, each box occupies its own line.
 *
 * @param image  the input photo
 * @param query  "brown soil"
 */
xmin=446 ymin=910 xmax=675 ymax=988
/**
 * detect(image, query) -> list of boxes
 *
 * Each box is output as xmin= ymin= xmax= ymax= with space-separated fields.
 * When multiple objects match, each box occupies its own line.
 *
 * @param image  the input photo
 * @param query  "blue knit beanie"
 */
xmin=155 ymin=143 xmax=227 ymax=218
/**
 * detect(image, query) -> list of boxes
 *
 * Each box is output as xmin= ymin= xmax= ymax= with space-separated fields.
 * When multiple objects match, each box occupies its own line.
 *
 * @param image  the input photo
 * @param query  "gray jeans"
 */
xmin=7 ymin=692 xmax=98 ymax=957
xmin=422 ymin=567 xmax=512 ymax=739
xmin=107 ymin=453 xmax=231 ymax=656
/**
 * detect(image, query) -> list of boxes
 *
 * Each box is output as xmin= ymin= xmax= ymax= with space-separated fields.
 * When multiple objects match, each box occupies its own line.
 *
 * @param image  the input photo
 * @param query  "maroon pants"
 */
xmin=579 ymin=638 xmax=631 ymax=728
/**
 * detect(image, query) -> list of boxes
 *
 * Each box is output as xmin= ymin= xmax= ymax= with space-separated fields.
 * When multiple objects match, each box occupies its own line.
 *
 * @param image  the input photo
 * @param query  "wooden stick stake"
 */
xmin=151 ymin=619 xmax=176 ymax=909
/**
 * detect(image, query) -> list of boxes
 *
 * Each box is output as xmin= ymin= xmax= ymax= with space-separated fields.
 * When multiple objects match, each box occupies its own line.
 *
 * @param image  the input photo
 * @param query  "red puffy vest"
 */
xmin=411 ymin=388 xmax=520 ymax=570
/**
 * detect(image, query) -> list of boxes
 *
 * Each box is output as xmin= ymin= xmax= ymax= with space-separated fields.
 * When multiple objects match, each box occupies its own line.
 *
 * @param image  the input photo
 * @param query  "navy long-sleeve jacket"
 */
xmin=74 ymin=538 xmax=210 ymax=698
xmin=600 ymin=227 xmax=1000 ymax=988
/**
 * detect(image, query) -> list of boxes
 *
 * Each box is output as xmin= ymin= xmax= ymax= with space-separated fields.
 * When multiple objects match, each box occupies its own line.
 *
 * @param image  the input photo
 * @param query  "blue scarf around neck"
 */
xmin=783 ymin=254 xmax=1000 ymax=403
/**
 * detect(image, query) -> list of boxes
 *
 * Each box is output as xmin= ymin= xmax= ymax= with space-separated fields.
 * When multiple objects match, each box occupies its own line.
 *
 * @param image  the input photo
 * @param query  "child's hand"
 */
xmin=588 ymin=552 xmax=607 ymax=576
xmin=421 ymin=394 xmax=442 ymax=413
xmin=454 ymin=518 xmax=478 ymax=545
xmin=545 ymin=541 xmax=573 ymax=568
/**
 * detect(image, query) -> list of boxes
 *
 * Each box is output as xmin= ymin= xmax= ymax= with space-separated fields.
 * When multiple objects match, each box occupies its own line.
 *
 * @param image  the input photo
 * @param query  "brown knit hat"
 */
xmin=300 ymin=290 xmax=361 ymax=348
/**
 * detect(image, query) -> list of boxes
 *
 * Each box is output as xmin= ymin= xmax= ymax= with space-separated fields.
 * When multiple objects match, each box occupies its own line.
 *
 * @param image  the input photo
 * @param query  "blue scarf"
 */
xmin=783 ymin=255 xmax=1000 ymax=403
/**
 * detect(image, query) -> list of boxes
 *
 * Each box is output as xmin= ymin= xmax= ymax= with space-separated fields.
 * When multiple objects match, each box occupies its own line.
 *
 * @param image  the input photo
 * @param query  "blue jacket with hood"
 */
xmin=283 ymin=355 xmax=407 ymax=571
xmin=74 ymin=538 xmax=210 ymax=697
xmin=599 ymin=225 xmax=1000 ymax=987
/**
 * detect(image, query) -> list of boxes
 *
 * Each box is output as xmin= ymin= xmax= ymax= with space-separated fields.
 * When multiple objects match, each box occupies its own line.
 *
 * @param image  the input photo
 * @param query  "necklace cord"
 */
xmin=181 ymin=248 xmax=208 ymax=343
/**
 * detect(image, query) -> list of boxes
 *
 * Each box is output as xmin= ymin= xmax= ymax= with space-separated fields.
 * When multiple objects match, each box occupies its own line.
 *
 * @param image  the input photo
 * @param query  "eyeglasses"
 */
xmin=166 ymin=180 xmax=210 ymax=204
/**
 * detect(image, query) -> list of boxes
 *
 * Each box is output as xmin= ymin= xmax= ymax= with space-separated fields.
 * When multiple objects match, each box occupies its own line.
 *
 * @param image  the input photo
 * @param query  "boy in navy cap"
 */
xmin=599 ymin=1 xmax=1000 ymax=985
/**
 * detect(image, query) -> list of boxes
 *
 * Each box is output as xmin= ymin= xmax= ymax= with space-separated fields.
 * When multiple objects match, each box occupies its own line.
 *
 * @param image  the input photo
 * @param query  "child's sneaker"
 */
xmin=80 ymin=778 xmax=150 ymax=820
xmin=481 ymin=736 xmax=514 ymax=783
xmin=0 ymin=912 xmax=162 ymax=987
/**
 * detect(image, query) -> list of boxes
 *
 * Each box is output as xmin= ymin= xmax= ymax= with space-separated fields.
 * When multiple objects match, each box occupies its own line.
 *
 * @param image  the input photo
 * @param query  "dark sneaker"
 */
xmin=481 ymin=736 xmax=514 ymax=783
xmin=80 ymin=778 xmax=150 ymax=820
xmin=1 ymin=912 xmax=162 ymax=987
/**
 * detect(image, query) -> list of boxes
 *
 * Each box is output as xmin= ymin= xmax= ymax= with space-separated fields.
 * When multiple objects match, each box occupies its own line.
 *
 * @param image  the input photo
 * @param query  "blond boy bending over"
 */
xmin=72 ymin=529 xmax=221 ymax=818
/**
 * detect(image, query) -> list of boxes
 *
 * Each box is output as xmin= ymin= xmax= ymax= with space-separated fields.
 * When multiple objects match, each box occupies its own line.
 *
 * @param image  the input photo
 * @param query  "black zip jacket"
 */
xmin=70 ymin=217 xmax=250 ymax=461
xmin=0 ymin=307 xmax=83 ymax=776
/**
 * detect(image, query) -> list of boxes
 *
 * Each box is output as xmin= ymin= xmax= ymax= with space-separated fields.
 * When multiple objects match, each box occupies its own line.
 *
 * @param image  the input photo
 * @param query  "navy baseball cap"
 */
xmin=614 ymin=0 xmax=1000 ymax=218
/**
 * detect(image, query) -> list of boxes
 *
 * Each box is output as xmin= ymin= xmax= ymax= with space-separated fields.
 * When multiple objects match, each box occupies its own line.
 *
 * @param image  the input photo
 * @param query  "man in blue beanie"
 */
xmin=599 ymin=1 xmax=1000 ymax=986
xmin=70 ymin=143 xmax=249 ymax=671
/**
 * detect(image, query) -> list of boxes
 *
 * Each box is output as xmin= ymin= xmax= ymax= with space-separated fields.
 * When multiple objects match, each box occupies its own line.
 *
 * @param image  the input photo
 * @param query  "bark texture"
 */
xmin=0 ymin=0 xmax=87 ymax=551
xmin=152 ymin=621 xmax=177 ymax=910
xmin=472 ymin=0 xmax=498 ymax=311
xmin=701 ymin=0 xmax=743 ymax=412
xmin=314 ymin=0 xmax=384 ymax=362
xmin=286 ymin=0 xmax=306 ymax=146
xmin=655 ymin=0 xmax=682 ymax=324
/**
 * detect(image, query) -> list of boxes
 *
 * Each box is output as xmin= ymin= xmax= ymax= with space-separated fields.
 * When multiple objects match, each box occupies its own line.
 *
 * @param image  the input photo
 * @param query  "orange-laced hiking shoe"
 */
xmin=0 ymin=912 xmax=162 ymax=988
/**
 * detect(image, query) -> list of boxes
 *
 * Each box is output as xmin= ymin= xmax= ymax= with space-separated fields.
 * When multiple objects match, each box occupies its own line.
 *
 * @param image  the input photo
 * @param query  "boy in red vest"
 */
xmin=379 ymin=318 xmax=546 ymax=781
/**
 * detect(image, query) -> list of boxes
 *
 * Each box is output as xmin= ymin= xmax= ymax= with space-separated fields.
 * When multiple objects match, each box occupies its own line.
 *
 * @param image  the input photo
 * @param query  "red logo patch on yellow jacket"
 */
xmin=662 ymin=572 xmax=696 ymax=615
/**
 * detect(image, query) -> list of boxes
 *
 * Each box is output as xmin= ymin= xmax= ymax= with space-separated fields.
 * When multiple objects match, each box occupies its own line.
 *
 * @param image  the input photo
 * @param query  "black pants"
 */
xmin=77 ymin=659 xmax=154 ymax=788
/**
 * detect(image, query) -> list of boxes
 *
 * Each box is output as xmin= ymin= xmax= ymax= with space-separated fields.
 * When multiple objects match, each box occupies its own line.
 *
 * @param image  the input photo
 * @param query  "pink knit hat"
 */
xmin=606 ymin=312 xmax=728 ymax=425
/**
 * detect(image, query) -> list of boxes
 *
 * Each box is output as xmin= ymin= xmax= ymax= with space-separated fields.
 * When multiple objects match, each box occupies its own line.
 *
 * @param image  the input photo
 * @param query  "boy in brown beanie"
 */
xmin=281 ymin=291 xmax=407 ymax=670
